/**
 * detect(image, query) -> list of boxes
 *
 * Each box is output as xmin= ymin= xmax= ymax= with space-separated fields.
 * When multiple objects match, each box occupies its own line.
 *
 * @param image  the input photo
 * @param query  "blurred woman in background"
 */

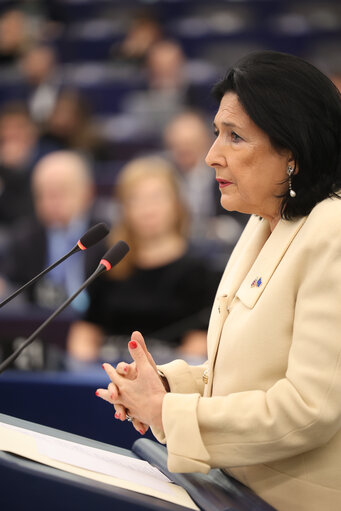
xmin=67 ymin=156 xmax=220 ymax=365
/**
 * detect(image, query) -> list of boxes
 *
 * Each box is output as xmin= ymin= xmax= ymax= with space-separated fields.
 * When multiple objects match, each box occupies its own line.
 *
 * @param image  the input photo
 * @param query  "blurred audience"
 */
xmin=163 ymin=110 xmax=247 ymax=243
xmin=147 ymin=39 xmax=186 ymax=90
xmin=67 ymin=156 xmax=221 ymax=366
xmin=42 ymin=89 xmax=108 ymax=161
xmin=0 ymin=151 xmax=106 ymax=312
xmin=163 ymin=110 xmax=216 ymax=237
xmin=122 ymin=40 xmax=190 ymax=137
xmin=111 ymin=11 xmax=163 ymax=65
xmin=19 ymin=43 xmax=62 ymax=125
xmin=0 ymin=102 xmax=54 ymax=230
xmin=0 ymin=9 xmax=30 ymax=68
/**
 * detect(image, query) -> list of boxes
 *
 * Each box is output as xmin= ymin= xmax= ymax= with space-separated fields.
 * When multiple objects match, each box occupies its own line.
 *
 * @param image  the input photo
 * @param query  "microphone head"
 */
xmin=100 ymin=241 xmax=130 ymax=271
xmin=77 ymin=223 xmax=109 ymax=250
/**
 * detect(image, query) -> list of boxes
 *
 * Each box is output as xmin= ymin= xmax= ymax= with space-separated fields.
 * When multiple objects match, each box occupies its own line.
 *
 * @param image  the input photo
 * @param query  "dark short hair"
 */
xmin=0 ymin=101 xmax=32 ymax=121
xmin=212 ymin=51 xmax=341 ymax=220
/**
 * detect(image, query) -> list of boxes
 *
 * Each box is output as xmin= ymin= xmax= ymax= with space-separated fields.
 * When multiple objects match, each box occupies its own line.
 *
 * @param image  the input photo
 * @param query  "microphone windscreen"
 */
xmin=78 ymin=223 xmax=109 ymax=250
xmin=100 ymin=241 xmax=130 ymax=270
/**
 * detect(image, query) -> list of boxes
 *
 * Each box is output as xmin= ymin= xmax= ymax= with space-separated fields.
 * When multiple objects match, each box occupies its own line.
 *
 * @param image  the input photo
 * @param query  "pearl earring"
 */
xmin=287 ymin=165 xmax=296 ymax=198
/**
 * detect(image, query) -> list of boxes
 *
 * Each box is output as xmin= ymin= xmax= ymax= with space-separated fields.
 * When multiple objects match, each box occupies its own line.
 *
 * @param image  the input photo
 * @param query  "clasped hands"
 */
xmin=96 ymin=331 xmax=166 ymax=435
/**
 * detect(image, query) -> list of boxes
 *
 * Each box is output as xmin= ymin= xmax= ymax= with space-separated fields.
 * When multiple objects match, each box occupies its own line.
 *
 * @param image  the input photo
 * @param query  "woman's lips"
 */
xmin=216 ymin=178 xmax=232 ymax=189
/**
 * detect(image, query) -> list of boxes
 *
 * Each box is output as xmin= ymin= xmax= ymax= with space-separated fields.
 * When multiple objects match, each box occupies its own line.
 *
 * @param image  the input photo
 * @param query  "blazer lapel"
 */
xmin=218 ymin=216 xmax=272 ymax=298
xmin=236 ymin=215 xmax=307 ymax=308
xmin=205 ymin=214 xmax=307 ymax=397
xmin=205 ymin=216 xmax=271 ymax=395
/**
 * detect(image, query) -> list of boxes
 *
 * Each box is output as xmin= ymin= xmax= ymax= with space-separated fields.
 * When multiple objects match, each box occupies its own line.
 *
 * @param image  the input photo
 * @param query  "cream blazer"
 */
xmin=153 ymin=196 xmax=341 ymax=511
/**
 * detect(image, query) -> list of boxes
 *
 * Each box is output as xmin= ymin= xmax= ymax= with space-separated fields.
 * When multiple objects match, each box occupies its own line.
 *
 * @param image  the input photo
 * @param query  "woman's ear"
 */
xmin=288 ymin=157 xmax=299 ymax=175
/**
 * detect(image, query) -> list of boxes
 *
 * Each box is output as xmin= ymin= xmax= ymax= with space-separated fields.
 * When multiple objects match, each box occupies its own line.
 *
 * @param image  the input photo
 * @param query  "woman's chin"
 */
xmin=220 ymin=195 xmax=238 ymax=213
xmin=220 ymin=196 xmax=251 ymax=216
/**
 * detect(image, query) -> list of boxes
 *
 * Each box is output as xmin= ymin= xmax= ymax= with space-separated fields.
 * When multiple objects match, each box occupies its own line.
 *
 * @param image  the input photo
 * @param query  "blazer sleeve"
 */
xmin=151 ymin=359 xmax=207 ymax=444
xmin=159 ymin=359 xmax=207 ymax=395
xmin=160 ymin=212 xmax=341 ymax=474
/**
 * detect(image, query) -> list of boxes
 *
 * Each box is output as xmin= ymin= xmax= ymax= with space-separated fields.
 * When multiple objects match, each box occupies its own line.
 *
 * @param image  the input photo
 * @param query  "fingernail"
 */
xmin=129 ymin=340 xmax=137 ymax=349
xmin=102 ymin=364 xmax=105 ymax=369
xmin=123 ymin=366 xmax=128 ymax=373
xmin=139 ymin=429 xmax=145 ymax=435
xmin=95 ymin=390 xmax=100 ymax=397
xmin=110 ymin=394 xmax=114 ymax=400
xmin=114 ymin=412 xmax=119 ymax=419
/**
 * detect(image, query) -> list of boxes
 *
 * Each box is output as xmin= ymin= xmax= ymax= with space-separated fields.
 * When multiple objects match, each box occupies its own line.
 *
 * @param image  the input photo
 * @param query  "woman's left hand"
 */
xmin=96 ymin=339 xmax=166 ymax=432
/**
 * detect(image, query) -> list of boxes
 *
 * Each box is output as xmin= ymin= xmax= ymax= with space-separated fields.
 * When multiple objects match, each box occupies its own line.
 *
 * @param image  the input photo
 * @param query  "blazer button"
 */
xmin=203 ymin=369 xmax=209 ymax=384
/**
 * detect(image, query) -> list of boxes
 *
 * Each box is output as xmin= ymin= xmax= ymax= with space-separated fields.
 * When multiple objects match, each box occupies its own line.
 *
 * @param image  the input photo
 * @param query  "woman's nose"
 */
xmin=205 ymin=139 xmax=226 ymax=168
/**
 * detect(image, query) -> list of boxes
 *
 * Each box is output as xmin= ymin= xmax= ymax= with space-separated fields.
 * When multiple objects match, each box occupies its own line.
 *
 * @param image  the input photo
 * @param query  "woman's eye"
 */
xmin=231 ymin=131 xmax=242 ymax=142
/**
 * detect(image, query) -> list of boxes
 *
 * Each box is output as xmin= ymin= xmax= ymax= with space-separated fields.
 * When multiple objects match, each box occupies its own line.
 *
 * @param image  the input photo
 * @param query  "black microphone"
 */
xmin=0 ymin=222 xmax=109 ymax=310
xmin=0 ymin=241 xmax=129 ymax=374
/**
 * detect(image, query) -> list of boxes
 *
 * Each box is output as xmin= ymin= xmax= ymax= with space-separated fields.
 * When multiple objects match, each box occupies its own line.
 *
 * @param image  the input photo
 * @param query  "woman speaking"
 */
xmin=96 ymin=51 xmax=341 ymax=511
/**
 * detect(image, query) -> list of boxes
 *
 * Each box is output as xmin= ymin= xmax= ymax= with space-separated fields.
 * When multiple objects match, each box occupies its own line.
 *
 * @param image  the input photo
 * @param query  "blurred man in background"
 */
xmin=122 ymin=40 xmax=189 ymax=137
xmin=163 ymin=110 xmax=216 ymax=238
xmin=163 ymin=110 xmax=247 ymax=243
xmin=0 ymin=150 xmax=106 ymax=313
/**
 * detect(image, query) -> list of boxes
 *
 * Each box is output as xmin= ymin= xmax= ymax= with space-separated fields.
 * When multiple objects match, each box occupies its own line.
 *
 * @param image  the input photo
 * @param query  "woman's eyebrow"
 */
xmin=213 ymin=121 xmax=241 ymax=130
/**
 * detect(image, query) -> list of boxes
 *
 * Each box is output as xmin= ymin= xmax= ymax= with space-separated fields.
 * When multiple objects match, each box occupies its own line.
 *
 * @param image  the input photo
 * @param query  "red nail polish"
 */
xmin=123 ymin=366 xmax=128 ymax=372
xmin=102 ymin=364 xmax=105 ymax=369
xmin=129 ymin=340 xmax=137 ymax=349
xmin=110 ymin=394 xmax=114 ymax=400
xmin=114 ymin=413 xmax=119 ymax=419
xmin=95 ymin=390 xmax=100 ymax=396
xmin=139 ymin=429 xmax=145 ymax=435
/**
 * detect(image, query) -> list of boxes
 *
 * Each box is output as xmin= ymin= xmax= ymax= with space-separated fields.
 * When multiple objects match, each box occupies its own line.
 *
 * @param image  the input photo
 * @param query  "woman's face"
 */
xmin=206 ymin=92 xmax=291 ymax=224
xmin=123 ymin=175 xmax=179 ymax=239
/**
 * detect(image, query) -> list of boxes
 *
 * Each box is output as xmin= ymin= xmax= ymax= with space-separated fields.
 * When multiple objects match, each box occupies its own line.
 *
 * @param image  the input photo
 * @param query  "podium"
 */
xmin=0 ymin=413 xmax=277 ymax=511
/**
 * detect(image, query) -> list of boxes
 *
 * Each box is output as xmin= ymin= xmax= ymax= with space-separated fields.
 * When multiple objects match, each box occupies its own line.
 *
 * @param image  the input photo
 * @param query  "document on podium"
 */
xmin=0 ymin=421 xmax=199 ymax=510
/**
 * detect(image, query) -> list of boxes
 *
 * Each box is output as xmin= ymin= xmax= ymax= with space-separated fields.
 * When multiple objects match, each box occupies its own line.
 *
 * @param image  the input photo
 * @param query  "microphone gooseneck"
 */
xmin=0 ymin=241 xmax=130 ymax=374
xmin=0 ymin=223 xmax=109 ymax=310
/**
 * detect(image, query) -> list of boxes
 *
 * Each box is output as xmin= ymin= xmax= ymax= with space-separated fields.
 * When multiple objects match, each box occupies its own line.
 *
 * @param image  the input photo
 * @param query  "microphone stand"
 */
xmin=0 ymin=222 xmax=109 ymax=310
xmin=0 ymin=246 xmax=79 ymax=310
xmin=0 ymin=264 xmax=104 ymax=374
xmin=0 ymin=240 xmax=129 ymax=374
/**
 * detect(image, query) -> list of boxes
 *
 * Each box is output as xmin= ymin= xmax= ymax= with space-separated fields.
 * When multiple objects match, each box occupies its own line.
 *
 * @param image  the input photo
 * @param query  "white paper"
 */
xmin=0 ymin=421 xmax=173 ymax=495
